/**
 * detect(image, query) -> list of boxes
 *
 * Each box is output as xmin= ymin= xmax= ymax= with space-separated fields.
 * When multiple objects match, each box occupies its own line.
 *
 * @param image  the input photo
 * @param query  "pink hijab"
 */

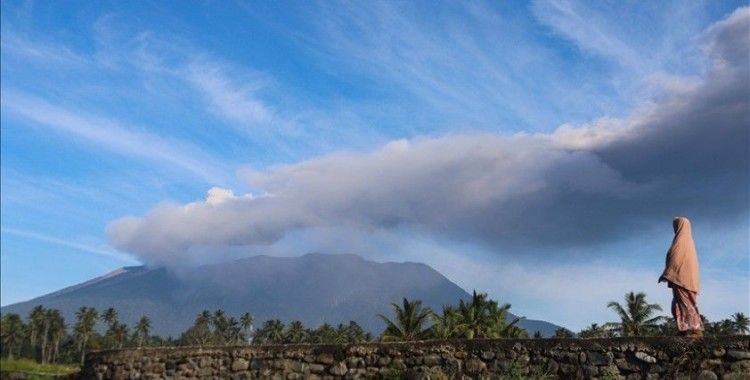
xmin=659 ymin=217 xmax=700 ymax=293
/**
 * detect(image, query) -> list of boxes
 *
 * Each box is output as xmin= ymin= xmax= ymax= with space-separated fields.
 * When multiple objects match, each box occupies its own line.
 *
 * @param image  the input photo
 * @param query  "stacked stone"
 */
xmin=82 ymin=336 xmax=750 ymax=379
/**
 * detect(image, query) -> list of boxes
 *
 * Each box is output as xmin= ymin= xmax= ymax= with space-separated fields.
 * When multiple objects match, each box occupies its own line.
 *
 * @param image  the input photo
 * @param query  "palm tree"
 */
xmin=430 ymin=306 xmax=461 ymax=339
xmin=343 ymin=321 xmax=371 ymax=343
xmin=554 ymin=328 xmax=574 ymax=338
xmin=332 ymin=324 xmax=350 ymax=344
xmin=284 ymin=321 xmax=307 ymax=343
xmin=377 ymin=298 xmax=433 ymax=342
xmin=503 ymin=325 xmax=529 ymax=338
xmin=45 ymin=309 xmax=66 ymax=363
xmin=655 ymin=318 xmax=677 ymax=336
xmin=211 ymin=310 xmax=229 ymax=344
xmin=240 ymin=313 xmax=254 ymax=344
xmin=718 ymin=319 xmax=736 ymax=335
xmin=102 ymin=307 xmax=118 ymax=326
xmin=701 ymin=315 xmax=718 ymax=336
xmin=1 ymin=313 xmax=26 ymax=359
xmin=454 ymin=291 xmax=522 ymax=339
xmin=578 ymin=323 xmax=611 ymax=338
xmin=732 ymin=312 xmax=749 ymax=335
xmin=311 ymin=323 xmax=338 ymax=344
xmin=134 ymin=316 xmax=151 ymax=348
xmin=488 ymin=305 xmax=524 ymax=338
xmin=703 ymin=316 xmax=735 ymax=336
xmin=455 ymin=292 xmax=488 ymax=339
xmin=39 ymin=309 xmax=55 ymax=363
xmin=189 ymin=310 xmax=212 ymax=346
xmin=198 ymin=310 xmax=212 ymax=325
xmin=101 ymin=308 xmax=120 ymax=349
xmin=111 ymin=322 xmax=129 ymax=348
xmin=257 ymin=320 xmax=285 ymax=344
xmin=607 ymin=291 xmax=664 ymax=336
xmin=226 ymin=317 xmax=244 ymax=344
xmin=28 ymin=305 xmax=46 ymax=361
xmin=74 ymin=306 xmax=99 ymax=365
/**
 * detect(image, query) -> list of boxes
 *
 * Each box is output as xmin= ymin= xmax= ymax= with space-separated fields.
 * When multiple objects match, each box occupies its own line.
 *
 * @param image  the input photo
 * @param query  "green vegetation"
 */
xmin=0 ymin=288 xmax=747 ymax=372
xmin=500 ymin=361 xmax=552 ymax=380
xmin=578 ymin=323 xmax=614 ymax=338
xmin=133 ymin=316 xmax=151 ymax=348
xmin=451 ymin=291 xmax=525 ymax=339
xmin=598 ymin=366 xmax=619 ymax=380
xmin=378 ymin=291 xmax=528 ymax=342
xmin=0 ymin=358 xmax=78 ymax=377
xmin=731 ymin=312 xmax=749 ymax=334
xmin=580 ymin=291 xmax=749 ymax=337
xmin=605 ymin=291 xmax=664 ymax=336
xmin=378 ymin=298 xmax=433 ymax=341
xmin=380 ymin=368 xmax=403 ymax=380
xmin=73 ymin=307 xmax=98 ymax=365
xmin=418 ymin=368 xmax=451 ymax=380
xmin=702 ymin=312 xmax=750 ymax=336
xmin=553 ymin=328 xmax=574 ymax=338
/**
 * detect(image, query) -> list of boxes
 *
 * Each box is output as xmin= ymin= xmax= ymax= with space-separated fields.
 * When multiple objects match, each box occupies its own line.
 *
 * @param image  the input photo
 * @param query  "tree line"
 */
xmin=1 ymin=290 xmax=747 ymax=366
xmin=0 ymin=306 xmax=156 ymax=365
xmin=178 ymin=310 xmax=372 ymax=345
xmin=570 ymin=291 xmax=749 ymax=338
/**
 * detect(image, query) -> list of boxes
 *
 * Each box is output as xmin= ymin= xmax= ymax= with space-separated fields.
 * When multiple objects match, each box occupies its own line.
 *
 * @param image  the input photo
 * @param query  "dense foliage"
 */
xmin=581 ymin=291 xmax=749 ymax=338
xmin=1 ymin=289 xmax=747 ymax=369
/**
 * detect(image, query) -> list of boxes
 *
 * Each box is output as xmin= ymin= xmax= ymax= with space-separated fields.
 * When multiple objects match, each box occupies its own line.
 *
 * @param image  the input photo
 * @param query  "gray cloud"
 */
xmin=108 ymin=8 xmax=749 ymax=266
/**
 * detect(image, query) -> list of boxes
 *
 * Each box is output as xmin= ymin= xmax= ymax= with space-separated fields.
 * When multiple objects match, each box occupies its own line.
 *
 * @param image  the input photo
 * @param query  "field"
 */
xmin=0 ymin=359 xmax=79 ymax=379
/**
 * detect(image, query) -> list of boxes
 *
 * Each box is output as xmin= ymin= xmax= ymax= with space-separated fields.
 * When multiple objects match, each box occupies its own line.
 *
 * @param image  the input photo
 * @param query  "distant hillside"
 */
xmin=1 ymin=253 xmax=563 ymax=337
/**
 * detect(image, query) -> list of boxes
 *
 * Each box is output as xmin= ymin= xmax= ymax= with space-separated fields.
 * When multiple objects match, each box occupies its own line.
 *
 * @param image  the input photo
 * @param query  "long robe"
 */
xmin=659 ymin=217 xmax=703 ymax=332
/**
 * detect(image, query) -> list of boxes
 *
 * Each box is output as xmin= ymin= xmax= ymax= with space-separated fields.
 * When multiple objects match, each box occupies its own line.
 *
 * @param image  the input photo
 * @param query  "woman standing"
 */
xmin=659 ymin=217 xmax=704 ymax=337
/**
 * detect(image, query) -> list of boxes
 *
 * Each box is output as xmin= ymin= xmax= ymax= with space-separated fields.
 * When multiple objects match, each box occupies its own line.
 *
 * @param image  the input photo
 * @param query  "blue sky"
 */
xmin=1 ymin=0 xmax=748 ymax=330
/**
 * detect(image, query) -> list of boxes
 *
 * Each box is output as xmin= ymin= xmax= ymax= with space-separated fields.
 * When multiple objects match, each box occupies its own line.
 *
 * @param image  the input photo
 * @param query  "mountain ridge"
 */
xmin=1 ymin=253 xmax=563 ymax=337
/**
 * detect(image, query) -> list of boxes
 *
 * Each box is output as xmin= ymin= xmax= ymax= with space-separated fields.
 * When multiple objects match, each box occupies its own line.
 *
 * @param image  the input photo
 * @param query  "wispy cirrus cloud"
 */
xmin=531 ymin=0 xmax=642 ymax=67
xmin=1 ymin=226 xmax=135 ymax=263
xmin=94 ymin=22 xmax=377 ymax=156
xmin=128 ymin=33 xmax=285 ymax=132
xmin=3 ymin=20 xmax=304 ymax=146
xmin=0 ymin=31 xmax=89 ymax=67
xmin=530 ymin=0 xmax=719 ymax=96
xmin=300 ymin=1 xmax=607 ymax=132
xmin=1 ymin=91 xmax=230 ymax=184
xmin=182 ymin=59 xmax=275 ymax=127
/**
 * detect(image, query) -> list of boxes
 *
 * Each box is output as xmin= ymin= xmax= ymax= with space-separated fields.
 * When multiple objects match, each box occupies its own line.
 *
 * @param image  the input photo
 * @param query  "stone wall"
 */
xmin=82 ymin=336 xmax=750 ymax=379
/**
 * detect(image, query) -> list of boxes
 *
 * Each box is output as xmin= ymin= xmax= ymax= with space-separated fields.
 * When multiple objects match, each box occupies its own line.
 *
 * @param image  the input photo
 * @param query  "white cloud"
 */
xmin=205 ymin=187 xmax=247 ymax=205
xmin=1 ymin=92 xmax=230 ymax=184
xmin=107 ymin=8 xmax=748 ymax=268
xmin=530 ymin=0 xmax=713 ymax=102
xmin=183 ymin=60 xmax=275 ymax=126
xmin=302 ymin=1 xmax=615 ymax=131
xmin=703 ymin=6 xmax=750 ymax=71
xmin=531 ymin=0 xmax=639 ymax=67
xmin=0 ymin=226 xmax=135 ymax=263
xmin=0 ymin=32 xmax=89 ymax=67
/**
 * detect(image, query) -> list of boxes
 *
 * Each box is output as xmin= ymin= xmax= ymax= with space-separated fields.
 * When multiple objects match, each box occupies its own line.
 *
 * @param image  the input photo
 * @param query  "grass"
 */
xmin=501 ymin=361 xmax=553 ymax=380
xmin=0 ymin=358 xmax=79 ymax=378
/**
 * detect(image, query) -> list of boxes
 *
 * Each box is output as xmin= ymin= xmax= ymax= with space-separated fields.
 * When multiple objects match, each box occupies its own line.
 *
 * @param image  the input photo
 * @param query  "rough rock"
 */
xmin=727 ymin=350 xmax=750 ymax=360
xmin=635 ymin=351 xmax=657 ymax=364
xmin=231 ymin=358 xmax=249 ymax=371
xmin=697 ymin=370 xmax=718 ymax=380
xmin=465 ymin=358 xmax=486 ymax=374
xmin=79 ymin=336 xmax=750 ymax=379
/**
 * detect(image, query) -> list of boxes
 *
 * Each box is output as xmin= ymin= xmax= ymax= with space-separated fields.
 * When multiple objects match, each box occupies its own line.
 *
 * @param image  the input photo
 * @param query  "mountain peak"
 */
xmin=1 ymin=253 xmax=562 ymax=337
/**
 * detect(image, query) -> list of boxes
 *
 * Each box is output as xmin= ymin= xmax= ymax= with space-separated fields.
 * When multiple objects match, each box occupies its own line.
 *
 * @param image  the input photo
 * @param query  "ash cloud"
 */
xmin=108 ymin=8 xmax=749 ymax=266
